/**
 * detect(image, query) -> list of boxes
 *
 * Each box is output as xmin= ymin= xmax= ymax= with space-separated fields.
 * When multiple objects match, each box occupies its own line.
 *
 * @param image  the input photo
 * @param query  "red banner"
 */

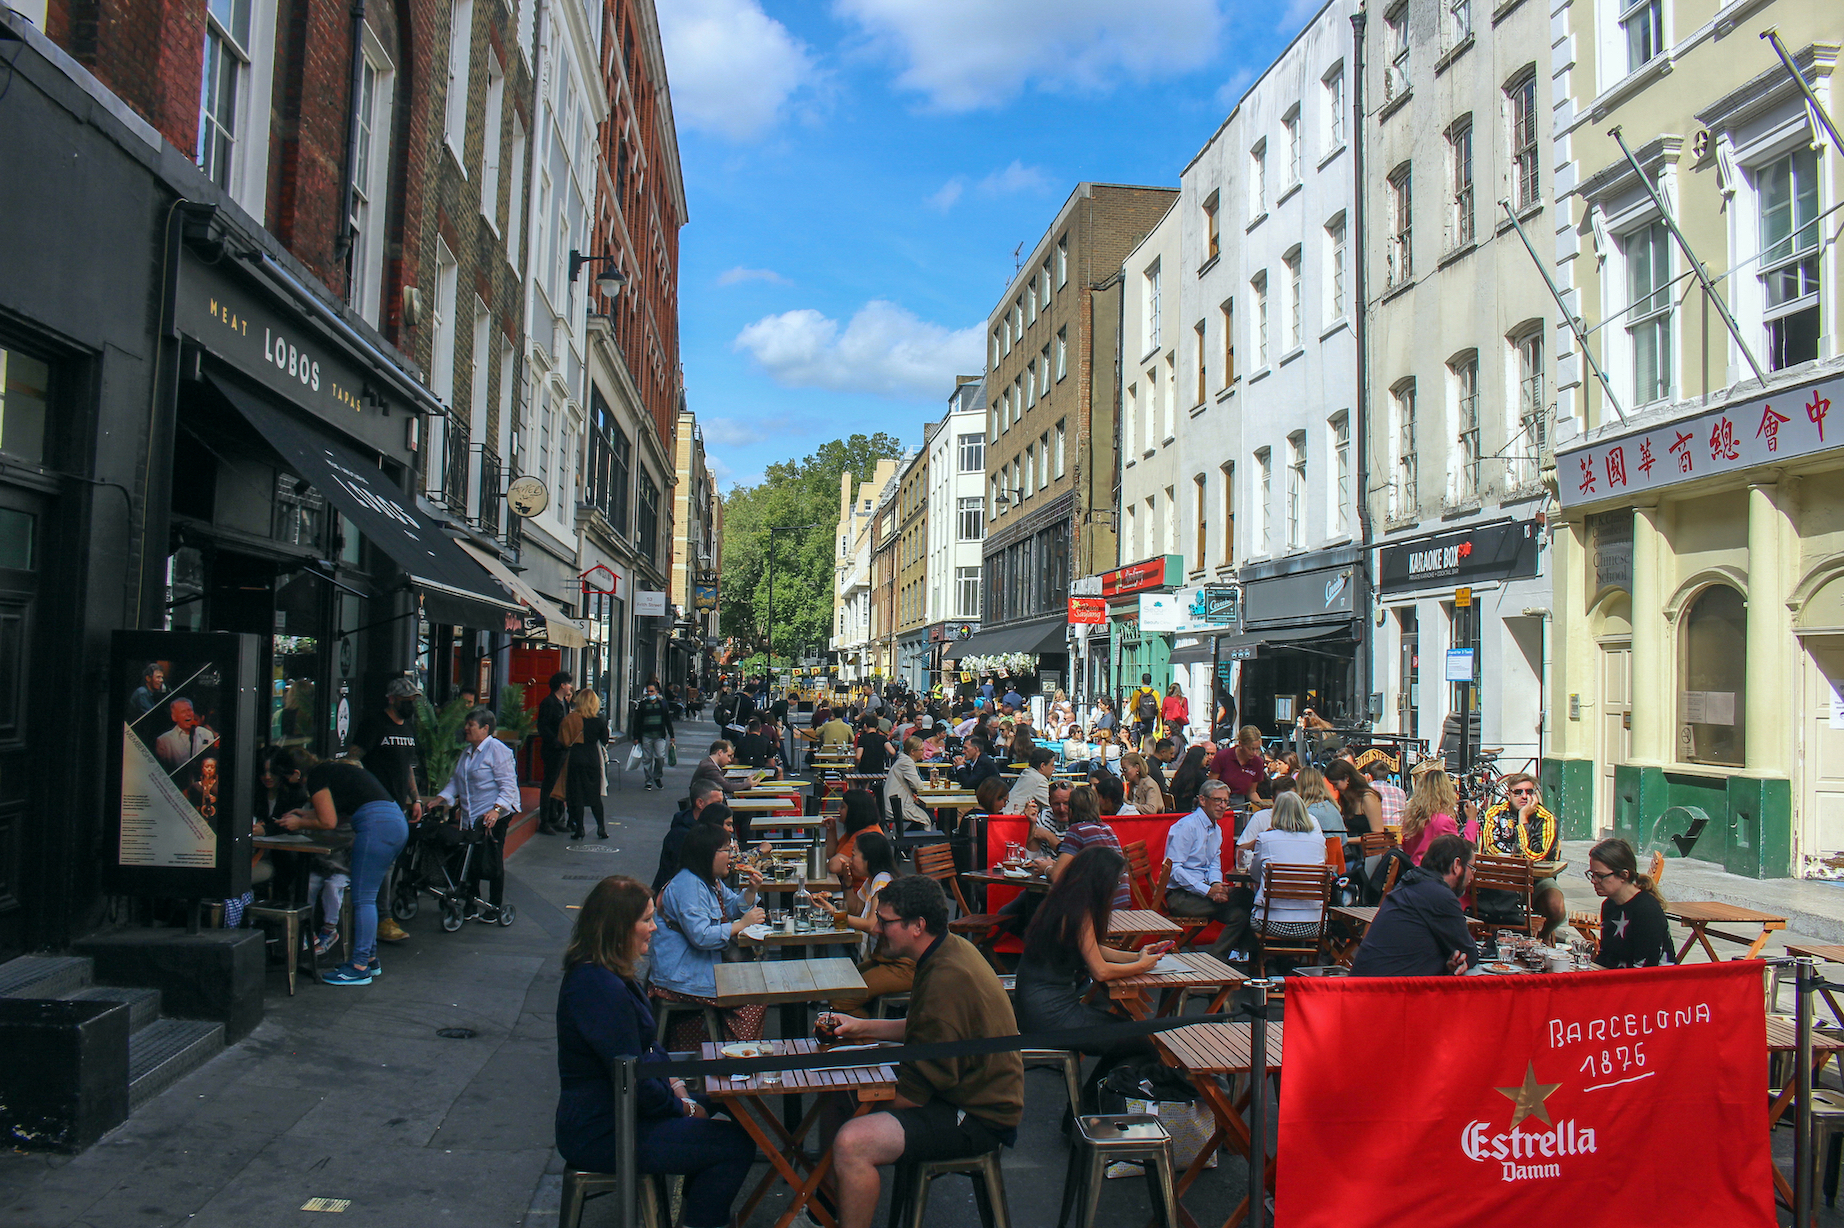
xmin=1275 ymin=963 xmax=1774 ymax=1227
xmin=1068 ymin=598 xmax=1107 ymax=624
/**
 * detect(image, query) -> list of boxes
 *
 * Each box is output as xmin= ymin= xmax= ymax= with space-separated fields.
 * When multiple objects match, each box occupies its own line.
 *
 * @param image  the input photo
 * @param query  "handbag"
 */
xmin=667 ymin=743 xmax=678 ymax=767
xmin=625 ymin=742 xmax=644 ymax=771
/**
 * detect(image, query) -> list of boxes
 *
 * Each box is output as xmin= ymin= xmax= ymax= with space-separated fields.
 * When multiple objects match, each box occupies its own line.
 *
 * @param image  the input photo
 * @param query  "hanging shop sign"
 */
xmin=1068 ymin=598 xmax=1108 ymax=625
xmin=1139 ymin=591 xmax=1184 ymax=633
xmin=1243 ymin=563 xmax=1361 ymax=629
xmin=635 ymin=589 xmax=668 ymax=618
xmin=1100 ymin=554 xmax=1182 ymax=598
xmin=1589 ymin=510 xmax=1632 ymax=594
xmin=1377 ymin=520 xmax=1541 ymax=594
xmin=693 ymin=583 xmax=718 ymax=612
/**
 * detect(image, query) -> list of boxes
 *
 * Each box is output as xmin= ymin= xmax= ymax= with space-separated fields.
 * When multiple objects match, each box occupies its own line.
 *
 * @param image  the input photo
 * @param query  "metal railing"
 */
xmin=473 ymin=444 xmax=502 ymax=538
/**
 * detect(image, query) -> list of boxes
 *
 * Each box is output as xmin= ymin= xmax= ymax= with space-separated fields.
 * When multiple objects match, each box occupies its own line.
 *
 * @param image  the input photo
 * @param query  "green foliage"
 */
xmin=497 ymin=682 xmax=536 ymax=741
xmin=413 ymin=696 xmax=472 ymax=793
xmin=719 ymin=433 xmax=907 ymax=662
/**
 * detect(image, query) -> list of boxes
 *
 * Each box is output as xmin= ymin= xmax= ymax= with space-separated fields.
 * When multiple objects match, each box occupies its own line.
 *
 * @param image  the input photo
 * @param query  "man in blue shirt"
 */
xmin=1162 ymin=780 xmax=1252 ymax=961
xmin=437 ymin=707 xmax=524 ymax=920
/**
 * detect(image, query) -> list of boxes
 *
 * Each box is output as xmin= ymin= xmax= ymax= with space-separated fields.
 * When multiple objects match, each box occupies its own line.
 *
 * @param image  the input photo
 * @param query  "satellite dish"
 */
xmin=507 ymin=476 xmax=549 ymax=517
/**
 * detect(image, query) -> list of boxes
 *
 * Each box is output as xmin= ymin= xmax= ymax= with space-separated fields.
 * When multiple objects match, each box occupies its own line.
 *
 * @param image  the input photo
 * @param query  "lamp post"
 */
xmin=765 ymin=523 xmax=821 ymax=692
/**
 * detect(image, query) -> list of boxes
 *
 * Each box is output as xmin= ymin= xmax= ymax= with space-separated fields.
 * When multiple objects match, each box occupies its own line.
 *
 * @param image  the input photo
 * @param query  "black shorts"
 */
xmin=888 ymin=1099 xmax=1009 ymax=1163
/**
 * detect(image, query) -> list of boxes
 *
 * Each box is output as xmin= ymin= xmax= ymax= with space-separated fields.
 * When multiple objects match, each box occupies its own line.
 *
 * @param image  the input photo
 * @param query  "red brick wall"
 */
xmin=50 ymin=0 xmax=205 ymax=155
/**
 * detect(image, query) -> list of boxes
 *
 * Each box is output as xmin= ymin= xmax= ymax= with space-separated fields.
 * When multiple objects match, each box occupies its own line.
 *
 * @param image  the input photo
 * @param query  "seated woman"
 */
xmin=1014 ymin=845 xmax=1166 ymax=1113
xmin=816 ymin=832 xmax=912 ymax=1017
xmin=1397 ymin=768 xmax=1474 ymax=864
xmin=1121 ymin=753 xmax=1162 ymax=814
xmin=826 ymin=789 xmax=884 ymax=888
xmin=650 ymin=823 xmax=766 ymax=1048
xmin=974 ymin=775 xmax=1011 ymax=817
xmin=1248 ymin=793 xmax=1331 ymax=963
xmin=1588 ymin=837 xmax=1674 ymax=968
xmin=555 ymin=875 xmax=756 ymax=1228
xmin=1169 ymin=745 xmax=1210 ymax=815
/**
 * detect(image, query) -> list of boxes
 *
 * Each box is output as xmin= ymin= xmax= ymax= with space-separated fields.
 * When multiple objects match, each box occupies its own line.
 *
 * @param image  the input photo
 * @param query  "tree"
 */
xmin=719 ymin=433 xmax=906 ymax=668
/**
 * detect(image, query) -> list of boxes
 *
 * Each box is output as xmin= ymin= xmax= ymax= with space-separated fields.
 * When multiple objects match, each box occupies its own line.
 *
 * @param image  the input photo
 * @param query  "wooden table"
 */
xmin=1153 ymin=1020 xmax=1284 ymax=1228
xmin=739 ymin=925 xmax=858 ymax=955
xmin=713 ymin=956 xmax=868 ymax=1126
xmin=703 ymin=1037 xmax=896 ymax=1228
xmin=1664 ymin=901 xmax=1787 ymax=962
xmin=1328 ymin=905 xmax=1379 ymax=967
xmin=963 ymin=869 xmax=1053 ymax=894
xmin=753 ymin=878 xmax=843 ymax=895
xmin=1784 ymin=944 xmax=1844 ymax=1025
xmin=1765 ymin=1015 xmax=1844 ymax=1210
xmin=1108 ymin=909 xmax=1183 ymax=944
xmin=1105 ymin=951 xmax=1245 ymax=1019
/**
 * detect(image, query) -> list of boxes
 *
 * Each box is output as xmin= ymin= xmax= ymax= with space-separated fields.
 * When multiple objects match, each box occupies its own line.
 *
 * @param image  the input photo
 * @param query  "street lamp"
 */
xmin=991 ymin=487 xmax=1026 ymax=510
xmin=765 ymin=523 xmax=821 ymax=691
xmin=567 ymin=250 xmax=629 ymax=298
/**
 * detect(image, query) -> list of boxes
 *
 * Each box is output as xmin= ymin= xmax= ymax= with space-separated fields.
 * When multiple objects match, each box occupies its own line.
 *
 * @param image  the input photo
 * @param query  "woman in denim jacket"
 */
xmin=650 ymin=822 xmax=765 ymax=1047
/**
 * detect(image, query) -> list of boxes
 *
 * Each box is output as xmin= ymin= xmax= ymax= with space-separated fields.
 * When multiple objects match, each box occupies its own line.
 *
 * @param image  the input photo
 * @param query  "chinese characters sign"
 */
xmin=1559 ymin=375 xmax=1841 ymax=508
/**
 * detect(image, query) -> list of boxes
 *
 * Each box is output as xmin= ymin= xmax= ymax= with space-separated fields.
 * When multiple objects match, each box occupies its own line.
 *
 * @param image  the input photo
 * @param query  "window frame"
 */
xmin=444 ymin=0 xmax=473 ymax=168
xmin=1286 ymin=431 xmax=1307 ymax=551
xmin=1254 ymin=448 xmax=1272 ymax=555
xmin=1451 ymin=352 xmax=1481 ymax=501
xmin=1388 ymin=164 xmax=1414 ymax=286
xmin=1448 ymin=116 xmax=1475 ymax=249
xmin=1509 ymin=71 xmax=1540 ymax=210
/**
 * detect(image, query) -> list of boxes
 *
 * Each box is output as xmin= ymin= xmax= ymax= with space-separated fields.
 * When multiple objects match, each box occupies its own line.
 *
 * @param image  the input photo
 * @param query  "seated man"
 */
xmin=1349 ymin=834 xmax=1479 ymax=977
xmin=829 ymin=876 xmax=1024 ymax=1228
xmin=1161 ymin=779 xmax=1252 ymax=962
xmin=1473 ymin=774 xmax=1564 ymax=938
xmin=652 ymin=780 xmax=725 ymax=894
xmin=1005 ymin=749 xmax=1057 ymax=844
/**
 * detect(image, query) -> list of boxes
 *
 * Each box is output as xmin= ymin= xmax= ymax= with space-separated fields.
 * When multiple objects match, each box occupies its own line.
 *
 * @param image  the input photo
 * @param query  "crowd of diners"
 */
xmin=552 ymin=679 xmax=1678 ymax=1228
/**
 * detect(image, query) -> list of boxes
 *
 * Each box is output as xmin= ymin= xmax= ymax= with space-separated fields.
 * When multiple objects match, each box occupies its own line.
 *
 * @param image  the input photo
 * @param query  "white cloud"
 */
xmin=928 ymin=160 xmax=1050 ymax=211
xmin=927 ymin=178 xmax=966 ymax=212
xmin=836 ymin=0 xmax=1223 ymax=111
xmin=658 ymin=0 xmax=816 ymax=140
xmin=702 ymin=416 xmax=795 ymax=447
xmin=1215 ymin=65 xmax=1255 ymax=109
xmin=733 ymin=301 xmax=984 ymax=399
xmin=717 ymin=266 xmax=793 ymax=287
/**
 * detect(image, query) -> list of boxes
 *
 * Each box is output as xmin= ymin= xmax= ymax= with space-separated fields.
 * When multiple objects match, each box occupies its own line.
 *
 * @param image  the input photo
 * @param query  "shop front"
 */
xmin=1219 ymin=550 xmax=1368 ymax=737
xmin=1103 ymin=555 xmax=1183 ymax=704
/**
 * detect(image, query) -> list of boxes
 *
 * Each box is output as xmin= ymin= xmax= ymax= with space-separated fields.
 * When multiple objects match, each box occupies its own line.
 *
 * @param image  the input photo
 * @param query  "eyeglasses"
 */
xmin=1509 ymin=787 xmax=1538 ymax=797
xmin=874 ymin=913 xmax=910 ymax=930
xmin=1584 ymin=868 xmax=1619 ymax=883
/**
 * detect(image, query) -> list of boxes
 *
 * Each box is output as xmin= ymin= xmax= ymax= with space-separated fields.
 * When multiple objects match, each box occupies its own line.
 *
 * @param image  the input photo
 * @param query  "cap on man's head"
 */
xmin=386 ymin=677 xmax=422 ymax=699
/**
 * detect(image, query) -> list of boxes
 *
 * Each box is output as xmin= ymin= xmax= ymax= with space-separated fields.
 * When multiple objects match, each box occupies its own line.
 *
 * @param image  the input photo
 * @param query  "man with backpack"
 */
xmin=1128 ymin=674 xmax=1161 ymax=753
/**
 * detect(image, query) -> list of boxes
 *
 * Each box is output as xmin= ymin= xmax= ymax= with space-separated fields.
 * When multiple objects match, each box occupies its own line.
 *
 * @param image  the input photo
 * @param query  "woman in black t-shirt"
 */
xmin=280 ymin=755 xmax=409 ymax=985
xmin=1587 ymin=837 xmax=1674 ymax=969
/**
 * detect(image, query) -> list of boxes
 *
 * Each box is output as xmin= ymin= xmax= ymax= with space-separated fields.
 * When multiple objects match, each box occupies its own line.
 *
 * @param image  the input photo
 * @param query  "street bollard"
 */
xmin=1796 ymin=957 xmax=1815 ymax=1228
xmin=615 ymin=1056 xmax=639 ymax=1228
xmin=1246 ymin=978 xmax=1272 ymax=1228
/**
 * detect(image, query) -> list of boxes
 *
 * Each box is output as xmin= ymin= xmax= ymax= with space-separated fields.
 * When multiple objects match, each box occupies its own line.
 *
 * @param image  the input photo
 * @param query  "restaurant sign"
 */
xmin=1558 ymin=372 xmax=1841 ymax=508
xmin=1378 ymin=521 xmax=1541 ymax=594
xmin=1101 ymin=554 xmax=1182 ymax=598
xmin=1067 ymin=598 xmax=1108 ymax=625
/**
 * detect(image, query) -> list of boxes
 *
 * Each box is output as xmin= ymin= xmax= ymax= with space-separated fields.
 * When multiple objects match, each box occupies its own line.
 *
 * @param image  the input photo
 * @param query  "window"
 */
xmin=1250 ymin=142 xmax=1267 ymax=217
xmin=1625 ymin=220 xmax=1673 ymax=405
xmin=1204 ymin=192 xmax=1221 ymax=262
xmin=1327 ymin=216 xmax=1347 ymax=320
xmin=956 ymin=566 xmax=981 ymax=618
xmin=1255 ymin=449 xmax=1272 ymax=554
xmin=1284 ymin=107 xmax=1302 ymax=185
xmin=1143 ymin=260 xmax=1163 ymax=352
xmin=1013 ymin=297 xmax=1024 ymax=339
xmin=989 ymin=402 xmax=999 ymax=443
xmin=991 ymin=474 xmax=1003 ymax=518
xmin=1194 ymin=320 xmax=1208 ymax=404
xmin=990 ymin=329 xmax=1001 ymax=370
xmin=1253 ymin=274 xmax=1269 ymax=366
xmin=347 ymin=36 xmax=395 ymax=326
xmin=197 ymin=0 xmax=252 ymax=189
xmin=506 ymin=117 xmax=525 ymax=271
xmin=1025 ymin=361 xmax=1037 ymax=408
xmin=1220 ymin=461 xmax=1235 ymax=565
xmin=1324 ymin=67 xmax=1346 ymax=148
xmin=1449 ymin=118 xmax=1475 ymax=248
xmin=1123 ymin=383 xmax=1136 ymax=459
xmin=1054 ymin=419 xmax=1066 ymax=478
xmin=958 ymin=496 xmax=985 ymax=542
xmin=1221 ymin=299 xmax=1236 ymax=384
xmin=1510 ymin=72 xmax=1539 ymax=209
xmin=1330 ymin=411 xmax=1351 ymax=535
xmin=1509 ymin=330 xmax=1545 ymax=486
xmin=957 ymin=433 xmax=983 ymax=472
xmin=1678 ymin=584 xmax=1747 ymax=767
xmin=430 ymin=240 xmax=458 ymax=407
xmin=1621 ymin=0 xmax=1662 ymax=75
xmin=1039 ymin=432 xmax=1051 ymax=488
xmin=1283 ymin=248 xmax=1302 ymax=350
xmin=1040 ymin=345 xmax=1051 ymax=396
xmin=1144 ymin=366 xmax=1160 ymax=451
xmin=1448 ymin=0 xmax=1472 ymax=47
xmin=1194 ymin=474 xmax=1208 ymax=570
xmin=1012 ymin=376 xmax=1023 ymax=424
xmin=0 ymin=346 xmax=50 ymax=465
xmin=1055 ymin=328 xmax=1068 ymax=380
xmin=1386 ymin=4 xmax=1410 ymax=100
xmin=586 ymin=390 xmax=630 ymax=532
xmin=1759 ymin=147 xmax=1821 ymax=370
xmin=444 ymin=0 xmax=472 ymax=164
xmin=1023 ymin=446 xmax=1035 ymax=498
xmin=1452 ymin=353 xmax=1480 ymax=500
xmin=1388 ymin=165 xmax=1413 ymax=286
xmin=1392 ymin=380 xmax=1418 ymax=517
xmin=1286 ymin=432 xmax=1306 ymax=550
xmin=1001 ymin=319 xmax=1011 ymax=357
xmin=466 ymin=300 xmax=490 ymax=513
xmin=1041 ymin=259 xmax=1052 ymax=308
xmin=636 ymin=470 xmax=659 ymax=563
xmin=479 ymin=51 xmax=503 ymax=228
xmin=1057 ymin=234 xmax=1068 ymax=286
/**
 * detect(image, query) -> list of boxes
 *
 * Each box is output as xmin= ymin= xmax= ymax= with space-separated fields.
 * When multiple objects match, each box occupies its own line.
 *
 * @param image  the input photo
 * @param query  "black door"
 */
xmin=0 ymin=482 xmax=46 ymax=961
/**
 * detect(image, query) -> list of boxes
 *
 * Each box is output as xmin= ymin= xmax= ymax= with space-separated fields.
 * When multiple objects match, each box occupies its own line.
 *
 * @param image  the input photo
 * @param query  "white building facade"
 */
xmin=925 ymin=378 xmax=990 ymax=684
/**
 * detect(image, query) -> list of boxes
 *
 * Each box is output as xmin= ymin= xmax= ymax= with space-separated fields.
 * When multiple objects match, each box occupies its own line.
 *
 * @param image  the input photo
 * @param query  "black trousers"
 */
xmin=540 ymin=746 xmax=565 ymax=828
xmin=465 ymin=821 xmax=510 ymax=908
xmin=565 ymin=771 xmax=605 ymax=837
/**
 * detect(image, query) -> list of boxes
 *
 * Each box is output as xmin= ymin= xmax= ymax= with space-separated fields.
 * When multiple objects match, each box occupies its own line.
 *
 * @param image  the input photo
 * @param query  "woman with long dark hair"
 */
xmin=650 ymin=822 xmax=766 ymax=1047
xmin=1323 ymin=759 xmax=1383 ymax=836
xmin=556 ymin=876 xmax=755 ymax=1227
xmin=817 ymin=832 xmax=913 ymax=1016
xmin=1170 ymin=745 xmax=1210 ymax=814
xmin=826 ymin=788 xmax=885 ymax=887
xmin=1015 ymin=845 xmax=1166 ymax=1110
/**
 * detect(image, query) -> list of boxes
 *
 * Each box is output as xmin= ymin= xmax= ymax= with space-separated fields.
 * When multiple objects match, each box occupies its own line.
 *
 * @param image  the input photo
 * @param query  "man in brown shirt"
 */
xmin=828 ymin=875 xmax=1024 ymax=1228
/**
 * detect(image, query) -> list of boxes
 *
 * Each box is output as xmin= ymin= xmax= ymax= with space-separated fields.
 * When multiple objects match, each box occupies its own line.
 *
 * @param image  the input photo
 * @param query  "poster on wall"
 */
xmin=108 ymin=631 xmax=258 ymax=899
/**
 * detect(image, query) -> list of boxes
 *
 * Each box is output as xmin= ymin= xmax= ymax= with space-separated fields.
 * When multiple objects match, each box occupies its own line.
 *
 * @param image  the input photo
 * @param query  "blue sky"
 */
xmin=659 ymin=0 xmax=1319 ymax=489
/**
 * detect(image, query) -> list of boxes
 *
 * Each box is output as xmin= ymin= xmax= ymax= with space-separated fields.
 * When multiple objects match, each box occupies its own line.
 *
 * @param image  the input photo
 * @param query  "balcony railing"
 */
xmin=424 ymin=413 xmax=469 ymax=517
xmin=473 ymin=444 xmax=502 ymax=539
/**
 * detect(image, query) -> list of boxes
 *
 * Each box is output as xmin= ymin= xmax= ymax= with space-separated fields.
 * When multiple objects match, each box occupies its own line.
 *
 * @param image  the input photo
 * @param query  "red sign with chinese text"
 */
xmin=1274 ymin=963 xmax=1773 ymax=1227
xmin=1067 ymin=598 xmax=1107 ymax=625
xmin=1100 ymin=555 xmax=1177 ymax=598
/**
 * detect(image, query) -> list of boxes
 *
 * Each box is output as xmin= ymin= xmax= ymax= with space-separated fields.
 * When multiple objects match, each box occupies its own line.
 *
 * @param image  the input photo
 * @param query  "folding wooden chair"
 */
xmin=1251 ymin=863 xmax=1334 ymax=978
xmin=1151 ymin=859 xmax=1210 ymax=950
xmin=1122 ymin=839 xmax=1155 ymax=909
xmin=914 ymin=842 xmax=1006 ymax=966
xmin=1468 ymin=854 xmax=1539 ymax=935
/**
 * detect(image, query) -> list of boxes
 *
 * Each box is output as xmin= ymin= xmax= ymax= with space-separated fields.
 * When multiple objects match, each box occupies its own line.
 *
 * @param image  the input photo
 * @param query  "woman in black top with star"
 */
xmin=1587 ymin=837 xmax=1674 ymax=968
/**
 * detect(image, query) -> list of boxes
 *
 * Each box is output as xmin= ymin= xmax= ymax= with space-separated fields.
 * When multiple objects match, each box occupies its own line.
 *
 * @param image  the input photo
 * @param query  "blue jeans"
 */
xmin=634 ymin=1113 xmax=756 ymax=1228
xmin=349 ymin=800 xmax=409 ymax=965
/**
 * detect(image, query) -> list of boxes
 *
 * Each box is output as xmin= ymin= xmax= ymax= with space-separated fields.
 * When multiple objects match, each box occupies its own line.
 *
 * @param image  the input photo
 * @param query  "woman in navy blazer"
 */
xmin=555 ymin=875 xmax=755 ymax=1227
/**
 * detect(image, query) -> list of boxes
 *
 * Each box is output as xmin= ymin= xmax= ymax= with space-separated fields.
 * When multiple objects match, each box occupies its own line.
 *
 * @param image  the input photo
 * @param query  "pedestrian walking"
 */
xmin=538 ymin=672 xmax=574 ymax=834
xmin=555 ymin=690 xmax=611 ymax=838
xmin=436 ymin=707 xmax=521 ymax=921
xmin=628 ymin=677 xmax=676 ymax=790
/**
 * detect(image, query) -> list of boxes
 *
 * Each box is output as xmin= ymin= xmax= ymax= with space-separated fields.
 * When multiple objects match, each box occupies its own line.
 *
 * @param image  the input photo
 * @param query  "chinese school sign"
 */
xmin=1274 ymin=963 xmax=1772 ymax=1228
xmin=1558 ymin=375 xmax=1838 ymax=509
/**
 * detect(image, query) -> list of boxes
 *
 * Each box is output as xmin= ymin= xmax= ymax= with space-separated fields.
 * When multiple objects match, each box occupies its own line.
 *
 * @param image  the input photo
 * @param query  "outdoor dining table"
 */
xmin=702 ymin=1036 xmax=896 ymax=1228
xmin=1764 ymin=1014 xmax=1844 ymax=1209
xmin=1105 ymin=951 xmax=1245 ymax=1019
xmin=1782 ymin=943 xmax=1844 ymax=1025
xmin=1328 ymin=905 xmax=1379 ymax=967
xmin=1153 ymin=1020 xmax=1284 ymax=1228
xmin=738 ymin=924 xmax=858 ymax=957
xmin=962 ymin=868 xmax=1053 ymax=896
xmin=1107 ymin=909 xmax=1183 ymax=944
xmin=1664 ymin=901 xmax=1787 ymax=962
xmin=714 ymin=957 xmax=868 ymax=1132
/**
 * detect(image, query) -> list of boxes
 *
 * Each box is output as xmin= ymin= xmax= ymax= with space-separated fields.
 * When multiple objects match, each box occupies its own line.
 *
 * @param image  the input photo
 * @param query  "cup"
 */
xmin=1545 ymin=950 xmax=1573 ymax=974
xmin=759 ymin=1039 xmax=782 ymax=1086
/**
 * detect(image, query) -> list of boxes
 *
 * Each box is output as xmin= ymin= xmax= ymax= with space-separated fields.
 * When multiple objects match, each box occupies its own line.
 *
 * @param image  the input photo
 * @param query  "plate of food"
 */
xmin=1481 ymin=961 xmax=1522 ymax=974
xmin=721 ymin=1041 xmax=773 ymax=1059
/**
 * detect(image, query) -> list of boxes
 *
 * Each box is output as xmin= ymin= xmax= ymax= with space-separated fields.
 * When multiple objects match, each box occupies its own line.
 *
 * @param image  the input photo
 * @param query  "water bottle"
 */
xmin=793 ymin=876 xmax=813 ymax=930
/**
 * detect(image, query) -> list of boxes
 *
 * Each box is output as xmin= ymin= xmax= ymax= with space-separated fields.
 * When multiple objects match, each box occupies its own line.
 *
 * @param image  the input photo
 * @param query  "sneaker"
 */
xmin=475 ymin=908 xmax=498 ymax=925
xmin=321 ymin=963 xmax=374 ymax=986
xmin=313 ymin=927 xmax=339 ymax=957
xmin=377 ymin=918 xmax=410 ymax=944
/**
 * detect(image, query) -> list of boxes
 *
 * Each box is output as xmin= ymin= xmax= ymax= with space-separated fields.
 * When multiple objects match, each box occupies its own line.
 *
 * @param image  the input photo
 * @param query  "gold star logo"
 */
xmin=1495 ymin=1062 xmax=1562 ymax=1129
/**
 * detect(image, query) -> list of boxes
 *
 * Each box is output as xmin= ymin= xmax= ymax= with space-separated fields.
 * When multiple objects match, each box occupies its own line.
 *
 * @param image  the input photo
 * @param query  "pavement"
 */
xmin=7 ymin=726 xmax=1843 ymax=1227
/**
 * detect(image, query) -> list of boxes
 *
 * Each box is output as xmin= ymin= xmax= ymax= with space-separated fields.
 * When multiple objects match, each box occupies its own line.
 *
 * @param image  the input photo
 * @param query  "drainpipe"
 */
xmin=1349 ymin=2 xmax=1374 ymax=726
xmin=336 ymin=0 xmax=368 ymax=262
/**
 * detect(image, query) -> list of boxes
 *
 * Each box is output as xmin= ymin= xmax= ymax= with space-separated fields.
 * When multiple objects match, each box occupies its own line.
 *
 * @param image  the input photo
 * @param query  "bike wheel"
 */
xmin=390 ymin=885 xmax=419 ymax=921
xmin=441 ymin=900 xmax=464 ymax=932
xmin=496 ymin=902 xmax=517 ymax=927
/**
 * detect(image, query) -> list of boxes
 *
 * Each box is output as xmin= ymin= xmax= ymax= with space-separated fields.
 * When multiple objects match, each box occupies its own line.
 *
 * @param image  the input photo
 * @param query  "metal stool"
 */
xmin=651 ymin=997 xmax=724 ymax=1048
xmin=1021 ymin=1048 xmax=1083 ymax=1115
xmin=1770 ymin=1086 xmax=1844 ymax=1206
xmin=1056 ymin=1115 xmax=1179 ymax=1228
xmin=559 ymin=1170 xmax=669 ymax=1228
xmin=887 ymin=1151 xmax=1012 ymax=1228
xmin=874 ymin=993 xmax=911 ymax=1019
xmin=247 ymin=902 xmax=315 ymax=995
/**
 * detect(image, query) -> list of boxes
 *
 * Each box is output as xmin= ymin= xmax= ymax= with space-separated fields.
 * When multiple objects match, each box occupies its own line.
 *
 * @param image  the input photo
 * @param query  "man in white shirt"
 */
xmin=1004 ymin=749 xmax=1055 ymax=817
xmin=437 ymin=707 xmax=524 ymax=919
xmin=1162 ymin=780 xmax=1253 ymax=961
xmin=154 ymin=699 xmax=217 ymax=771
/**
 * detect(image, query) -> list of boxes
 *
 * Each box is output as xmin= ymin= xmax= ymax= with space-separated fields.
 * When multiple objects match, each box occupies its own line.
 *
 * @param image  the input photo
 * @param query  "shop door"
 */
xmin=1397 ymin=609 xmax=1419 ymax=739
xmin=1598 ymin=640 xmax=1632 ymax=833
xmin=0 ymin=485 xmax=47 ymax=960
xmin=1800 ymin=636 xmax=1844 ymax=865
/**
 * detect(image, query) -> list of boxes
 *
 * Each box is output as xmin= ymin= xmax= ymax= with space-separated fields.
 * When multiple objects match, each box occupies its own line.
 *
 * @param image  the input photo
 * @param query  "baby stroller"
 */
xmin=390 ymin=810 xmax=517 ymax=932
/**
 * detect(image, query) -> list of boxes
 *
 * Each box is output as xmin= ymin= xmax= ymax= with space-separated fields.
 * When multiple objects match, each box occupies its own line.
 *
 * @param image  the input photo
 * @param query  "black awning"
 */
xmin=210 ymin=376 xmax=522 ymax=630
xmin=1212 ymin=621 xmax=1359 ymax=661
xmin=945 ymin=617 xmax=1069 ymax=659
